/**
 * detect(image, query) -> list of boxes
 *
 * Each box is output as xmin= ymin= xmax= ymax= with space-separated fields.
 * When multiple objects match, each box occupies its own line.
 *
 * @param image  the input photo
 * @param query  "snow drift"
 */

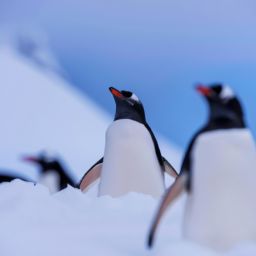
xmin=1 ymin=181 xmax=256 ymax=256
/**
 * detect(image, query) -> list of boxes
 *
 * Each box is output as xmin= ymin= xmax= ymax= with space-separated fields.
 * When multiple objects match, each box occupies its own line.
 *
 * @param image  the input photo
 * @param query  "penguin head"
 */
xmin=23 ymin=153 xmax=62 ymax=174
xmin=196 ymin=84 xmax=235 ymax=102
xmin=196 ymin=83 xmax=245 ymax=126
xmin=109 ymin=87 xmax=146 ymax=123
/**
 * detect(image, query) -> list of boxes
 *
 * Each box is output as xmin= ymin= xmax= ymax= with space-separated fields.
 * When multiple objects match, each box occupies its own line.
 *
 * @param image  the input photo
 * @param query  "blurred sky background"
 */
xmin=1 ymin=0 xmax=256 ymax=148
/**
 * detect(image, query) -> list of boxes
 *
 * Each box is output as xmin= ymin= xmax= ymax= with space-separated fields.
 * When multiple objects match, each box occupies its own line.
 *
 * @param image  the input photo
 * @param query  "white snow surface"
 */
xmin=1 ymin=181 xmax=256 ymax=256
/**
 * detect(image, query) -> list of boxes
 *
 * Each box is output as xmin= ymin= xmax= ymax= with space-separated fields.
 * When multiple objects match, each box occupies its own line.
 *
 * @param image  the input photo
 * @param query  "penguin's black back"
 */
xmin=0 ymin=173 xmax=31 ymax=183
xmin=144 ymin=123 xmax=165 ymax=168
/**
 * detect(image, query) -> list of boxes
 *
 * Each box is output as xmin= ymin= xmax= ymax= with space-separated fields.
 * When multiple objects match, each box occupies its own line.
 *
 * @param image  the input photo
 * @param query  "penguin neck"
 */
xmin=43 ymin=163 xmax=76 ymax=189
xmin=114 ymin=108 xmax=146 ymax=124
xmin=40 ymin=171 xmax=60 ymax=193
xmin=114 ymin=114 xmax=145 ymax=124
xmin=42 ymin=162 xmax=62 ymax=175
xmin=113 ymin=98 xmax=146 ymax=124
xmin=207 ymin=104 xmax=245 ymax=130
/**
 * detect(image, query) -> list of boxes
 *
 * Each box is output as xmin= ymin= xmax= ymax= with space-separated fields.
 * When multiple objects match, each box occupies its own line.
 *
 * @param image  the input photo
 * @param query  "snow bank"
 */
xmin=1 ymin=180 xmax=256 ymax=256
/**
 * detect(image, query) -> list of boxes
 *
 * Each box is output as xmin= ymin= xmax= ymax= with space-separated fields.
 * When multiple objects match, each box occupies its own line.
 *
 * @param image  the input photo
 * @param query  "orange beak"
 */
xmin=22 ymin=156 xmax=37 ymax=163
xmin=196 ymin=84 xmax=213 ymax=97
xmin=109 ymin=87 xmax=123 ymax=98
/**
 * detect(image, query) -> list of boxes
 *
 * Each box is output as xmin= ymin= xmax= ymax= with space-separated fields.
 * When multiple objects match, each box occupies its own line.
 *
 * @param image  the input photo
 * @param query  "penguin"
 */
xmin=23 ymin=153 xmax=77 ymax=193
xmin=79 ymin=87 xmax=178 ymax=198
xmin=147 ymin=84 xmax=256 ymax=250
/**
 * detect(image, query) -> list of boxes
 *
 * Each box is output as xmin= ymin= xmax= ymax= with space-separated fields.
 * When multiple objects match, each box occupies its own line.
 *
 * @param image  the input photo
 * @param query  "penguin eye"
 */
xmin=211 ymin=85 xmax=222 ymax=95
xmin=121 ymin=91 xmax=140 ymax=105
xmin=121 ymin=91 xmax=133 ymax=98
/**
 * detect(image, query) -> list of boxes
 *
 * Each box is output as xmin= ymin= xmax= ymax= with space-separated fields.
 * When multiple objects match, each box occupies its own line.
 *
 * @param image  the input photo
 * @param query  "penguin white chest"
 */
xmin=39 ymin=171 xmax=60 ymax=194
xmin=99 ymin=119 xmax=164 ymax=197
xmin=184 ymin=129 xmax=256 ymax=250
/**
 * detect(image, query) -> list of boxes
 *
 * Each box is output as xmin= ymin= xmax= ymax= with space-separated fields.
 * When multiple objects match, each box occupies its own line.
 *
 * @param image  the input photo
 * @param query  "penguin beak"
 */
xmin=22 ymin=156 xmax=38 ymax=163
xmin=196 ymin=84 xmax=213 ymax=97
xmin=109 ymin=87 xmax=123 ymax=99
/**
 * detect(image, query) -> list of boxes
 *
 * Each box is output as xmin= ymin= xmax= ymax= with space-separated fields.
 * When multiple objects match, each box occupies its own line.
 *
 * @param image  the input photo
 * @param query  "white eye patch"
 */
xmin=130 ymin=93 xmax=140 ymax=102
xmin=220 ymin=85 xmax=235 ymax=100
xmin=40 ymin=150 xmax=57 ymax=162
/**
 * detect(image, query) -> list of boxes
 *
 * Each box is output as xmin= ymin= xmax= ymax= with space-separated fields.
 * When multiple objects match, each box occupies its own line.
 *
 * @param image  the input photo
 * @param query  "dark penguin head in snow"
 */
xmin=196 ymin=84 xmax=245 ymax=129
xmin=23 ymin=153 xmax=62 ymax=174
xmin=109 ymin=87 xmax=146 ymax=124
xmin=23 ymin=152 xmax=77 ymax=189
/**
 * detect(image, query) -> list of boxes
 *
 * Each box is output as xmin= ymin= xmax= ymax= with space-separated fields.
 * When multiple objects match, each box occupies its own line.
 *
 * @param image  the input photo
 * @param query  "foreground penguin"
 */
xmin=79 ymin=87 xmax=178 ymax=198
xmin=148 ymin=84 xmax=256 ymax=250
xmin=23 ymin=153 xmax=77 ymax=193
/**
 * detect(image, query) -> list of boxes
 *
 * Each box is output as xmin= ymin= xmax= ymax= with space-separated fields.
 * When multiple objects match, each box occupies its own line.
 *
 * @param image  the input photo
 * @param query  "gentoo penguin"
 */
xmin=79 ymin=87 xmax=178 ymax=198
xmin=148 ymin=84 xmax=256 ymax=250
xmin=23 ymin=153 xmax=77 ymax=193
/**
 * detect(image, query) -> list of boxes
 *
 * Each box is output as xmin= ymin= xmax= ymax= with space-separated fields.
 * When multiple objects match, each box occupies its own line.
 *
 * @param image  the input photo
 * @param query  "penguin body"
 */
xmin=38 ymin=170 xmax=60 ymax=193
xmin=184 ymin=128 xmax=256 ymax=250
xmin=23 ymin=154 xmax=76 ymax=193
xmin=80 ymin=87 xmax=178 ymax=198
xmin=99 ymin=119 xmax=164 ymax=197
xmin=148 ymin=84 xmax=256 ymax=250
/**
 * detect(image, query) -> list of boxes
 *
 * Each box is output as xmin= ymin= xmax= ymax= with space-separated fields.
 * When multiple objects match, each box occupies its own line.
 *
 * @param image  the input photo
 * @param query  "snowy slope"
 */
xmin=0 ymin=42 xmax=181 ymax=183
xmin=0 ymin=44 xmax=104 ymax=181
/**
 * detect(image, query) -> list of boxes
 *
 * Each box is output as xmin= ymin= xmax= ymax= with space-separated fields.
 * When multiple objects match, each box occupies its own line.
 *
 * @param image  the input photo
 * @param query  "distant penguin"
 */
xmin=23 ymin=153 xmax=77 ymax=193
xmin=79 ymin=87 xmax=178 ymax=198
xmin=148 ymin=84 xmax=256 ymax=250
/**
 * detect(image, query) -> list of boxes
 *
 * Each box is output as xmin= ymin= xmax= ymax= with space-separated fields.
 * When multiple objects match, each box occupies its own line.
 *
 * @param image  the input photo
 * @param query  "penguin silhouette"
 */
xmin=23 ymin=153 xmax=77 ymax=193
xmin=148 ymin=84 xmax=256 ymax=250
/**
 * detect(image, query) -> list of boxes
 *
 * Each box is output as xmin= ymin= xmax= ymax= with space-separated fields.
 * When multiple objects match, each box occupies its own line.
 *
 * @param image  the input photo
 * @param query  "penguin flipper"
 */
xmin=162 ymin=157 xmax=179 ymax=178
xmin=79 ymin=158 xmax=103 ymax=192
xmin=147 ymin=173 xmax=187 ymax=248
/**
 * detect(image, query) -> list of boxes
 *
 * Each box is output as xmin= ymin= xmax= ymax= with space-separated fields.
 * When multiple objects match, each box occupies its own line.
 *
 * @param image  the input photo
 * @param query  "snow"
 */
xmin=1 ymin=181 xmax=256 ymax=256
